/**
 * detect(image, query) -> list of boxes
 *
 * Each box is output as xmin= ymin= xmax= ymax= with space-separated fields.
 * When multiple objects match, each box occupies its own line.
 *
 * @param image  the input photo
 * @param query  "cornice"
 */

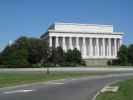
xmin=48 ymin=29 xmax=123 ymax=35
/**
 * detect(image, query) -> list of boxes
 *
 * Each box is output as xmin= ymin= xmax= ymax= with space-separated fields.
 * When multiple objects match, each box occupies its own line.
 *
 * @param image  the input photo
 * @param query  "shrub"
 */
xmin=117 ymin=45 xmax=128 ymax=66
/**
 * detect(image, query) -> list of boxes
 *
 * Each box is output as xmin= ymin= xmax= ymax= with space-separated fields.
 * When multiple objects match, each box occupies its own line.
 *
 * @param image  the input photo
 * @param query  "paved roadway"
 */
xmin=0 ymin=73 xmax=133 ymax=100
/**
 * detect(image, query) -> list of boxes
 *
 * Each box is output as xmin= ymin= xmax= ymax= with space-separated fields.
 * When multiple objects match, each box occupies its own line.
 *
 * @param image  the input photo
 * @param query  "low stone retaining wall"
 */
xmin=0 ymin=67 xmax=133 ymax=73
xmin=84 ymin=59 xmax=109 ymax=66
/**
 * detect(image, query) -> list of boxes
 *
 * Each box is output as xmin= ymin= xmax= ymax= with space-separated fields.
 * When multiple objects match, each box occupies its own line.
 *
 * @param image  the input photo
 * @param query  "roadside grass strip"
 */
xmin=96 ymin=79 xmax=133 ymax=100
xmin=0 ymin=72 xmax=97 ymax=88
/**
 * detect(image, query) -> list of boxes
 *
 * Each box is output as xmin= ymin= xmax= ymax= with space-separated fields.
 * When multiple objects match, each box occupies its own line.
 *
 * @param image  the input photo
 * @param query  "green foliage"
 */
xmin=96 ymin=79 xmax=133 ymax=100
xmin=28 ymin=38 xmax=50 ymax=64
xmin=42 ymin=47 xmax=84 ymax=67
xmin=0 ymin=36 xmax=84 ymax=67
xmin=0 ymin=36 xmax=49 ymax=67
xmin=0 ymin=36 xmax=32 ymax=66
xmin=0 ymin=45 xmax=29 ymax=66
xmin=110 ymin=44 xmax=133 ymax=66
xmin=49 ymin=47 xmax=65 ymax=66
xmin=65 ymin=48 xmax=82 ymax=65
xmin=117 ymin=45 xmax=128 ymax=66
xmin=128 ymin=44 xmax=133 ymax=65
xmin=14 ymin=36 xmax=30 ymax=49
xmin=0 ymin=72 xmax=95 ymax=88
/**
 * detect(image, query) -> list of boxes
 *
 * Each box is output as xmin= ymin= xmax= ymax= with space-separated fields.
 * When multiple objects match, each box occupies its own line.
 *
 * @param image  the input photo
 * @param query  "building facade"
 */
xmin=42 ymin=22 xmax=123 ymax=65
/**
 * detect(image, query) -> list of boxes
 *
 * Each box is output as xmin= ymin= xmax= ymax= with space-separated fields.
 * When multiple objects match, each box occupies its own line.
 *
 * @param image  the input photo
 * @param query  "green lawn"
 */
xmin=0 ymin=72 xmax=97 ymax=88
xmin=96 ymin=79 xmax=133 ymax=100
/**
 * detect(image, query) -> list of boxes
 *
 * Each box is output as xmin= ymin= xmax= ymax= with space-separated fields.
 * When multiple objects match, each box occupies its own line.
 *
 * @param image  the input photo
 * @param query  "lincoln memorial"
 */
xmin=42 ymin=22 xmax=123 ymax=65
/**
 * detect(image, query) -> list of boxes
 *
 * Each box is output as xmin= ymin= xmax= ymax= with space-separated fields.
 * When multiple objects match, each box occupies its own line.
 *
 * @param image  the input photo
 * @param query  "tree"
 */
xmin=128 ymin=44 xmax=133 ymax=65
xmin=64 ymin=49 xmax=73 ymax=63
xmin=71 ymin=48 xmax=82 ymax=64
xmin=117 ymin=45 xmax=128 ymax=66
xmin=0 ymin=45 xmax=29 ymax=66
xmin=0 ymin=36 xmax=50 ymax=67
xmin=49 ymin=47 xmax=65 ymax=66
xmin=0 ymin=36 xmax=85 ymax=67
xmin=0 ymin=36 xmax=31 ymax=66
xmin=64 ymin=48 xmax=83 ymax=65
xmin=14 ymin=36 xmax=30 ymax=49
xmin=28 ymin=38 xmax=50 ymax=64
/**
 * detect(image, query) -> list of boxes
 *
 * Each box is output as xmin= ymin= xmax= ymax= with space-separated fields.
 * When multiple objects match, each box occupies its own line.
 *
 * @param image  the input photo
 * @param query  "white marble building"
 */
xmin=42 ymin=22 xmax=123 ymax=64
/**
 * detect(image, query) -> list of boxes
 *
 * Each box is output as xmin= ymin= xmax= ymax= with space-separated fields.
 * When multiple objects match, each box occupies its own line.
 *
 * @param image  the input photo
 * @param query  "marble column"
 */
xmin=114 ymin=38 xmax=117 ymax=57
xmin=102 ymin=38 xmax=105 ymax=57
xmin=62 ymin=37 xmax=66 ymax=51
xmin=106 ymin=39 xmax=108 ymax=56
xmin=120 ymin=39 xmax=122 ymax=47
xmin=76 ymin=37 xmax=80 ymax=50
xmin=55 ymin=36 xmax=59 ymax=48
xmin=108 ymin=38 xmax=111 ymax=57
xmin=118 ymin=39 xmax=122 ymax=50
xmin=69 ymin=37 xmax=73 ymax=49
xmin=83 ymin=37 xmax=86 ymax=57
xmin=49 ymin=36 xmax=52 ymax=47
xmin=89 ymin=38 xmax=93 ymax=57
xmin=96 ymin=38 xmax=99 ymax=56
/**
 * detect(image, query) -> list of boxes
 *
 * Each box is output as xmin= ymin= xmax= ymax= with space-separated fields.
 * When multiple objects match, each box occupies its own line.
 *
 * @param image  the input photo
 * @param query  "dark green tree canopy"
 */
xmin=117 ymin=45 xmax=128 ymax=66
xmin=110 ymin=44 xmax=132 ymax=66
xmin=49 ymin=47 xmax=65 ymax=66
xmin=65 ymin=48 xmax=82 ymax=65
xmin=0 ymin=36 xmax=84 ymax=67
xmin=128 ymin=44 xmax=133 ymax=65
xmin=0 ymin=36 xmax=49 ymax=67
xmin=0 ymin=40 xmax=29 ymax=65
xmin=28 ymin=38 xmax=50 ymax=64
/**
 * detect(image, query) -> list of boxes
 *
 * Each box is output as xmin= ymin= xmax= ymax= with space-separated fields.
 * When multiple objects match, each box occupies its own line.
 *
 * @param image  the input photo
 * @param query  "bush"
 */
xmin=128 ymin=44 xmax=133 ymax=65
xmin=64 ymin=48 xmax=85 ymax=66
xmin=118 ymin=45 xmax=128 ymax=65
xmin=49 ymin=47 xmax=65 ymax=66
xmin=0 ymin=64 xmax=31 ymax=68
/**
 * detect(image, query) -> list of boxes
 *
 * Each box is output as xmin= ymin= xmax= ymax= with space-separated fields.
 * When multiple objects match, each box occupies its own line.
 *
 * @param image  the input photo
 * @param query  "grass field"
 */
xmin=96 ymin=79 xmax=133 ymax=100
xmin=0 ymin=72 xmax=97 ymax=88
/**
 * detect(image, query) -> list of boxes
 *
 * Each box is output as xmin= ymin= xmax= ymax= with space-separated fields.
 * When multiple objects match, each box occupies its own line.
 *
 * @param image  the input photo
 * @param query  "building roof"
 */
xmin=49 ymin=22 xmax=114 ymax=33
xmin=41 ymin=22 xmax=123 ymax=38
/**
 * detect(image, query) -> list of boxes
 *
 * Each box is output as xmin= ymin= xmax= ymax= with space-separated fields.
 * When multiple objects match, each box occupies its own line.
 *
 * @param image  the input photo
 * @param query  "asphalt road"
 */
xmin=0 ymin=73 xmax=133 ymax=100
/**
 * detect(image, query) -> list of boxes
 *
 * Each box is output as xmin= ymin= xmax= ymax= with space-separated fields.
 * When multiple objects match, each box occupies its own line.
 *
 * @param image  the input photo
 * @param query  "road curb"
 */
xmin=92 ymin=90 xmax=100 ymax=100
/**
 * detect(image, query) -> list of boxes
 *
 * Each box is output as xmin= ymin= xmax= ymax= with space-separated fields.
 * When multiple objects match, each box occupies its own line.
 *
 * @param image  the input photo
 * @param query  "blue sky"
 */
xmin=0 ymin=0 xmax=133 ymax=50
